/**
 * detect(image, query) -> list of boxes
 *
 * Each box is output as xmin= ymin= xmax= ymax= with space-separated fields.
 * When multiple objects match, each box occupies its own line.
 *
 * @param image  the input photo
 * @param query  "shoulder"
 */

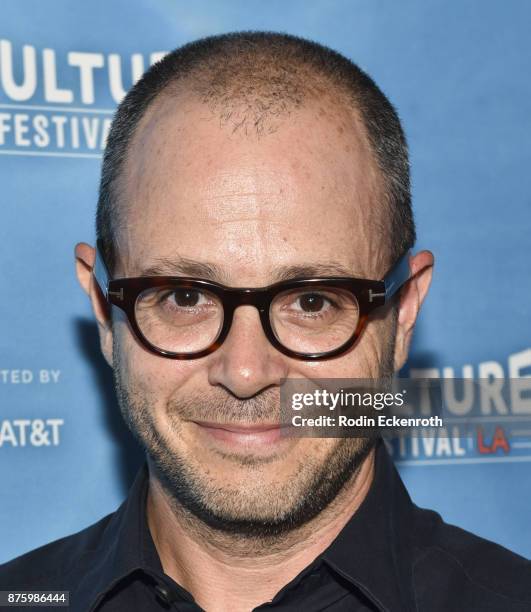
xmin=0 ymin=512 xmax=114 ymax=589
xmin=410 ymin=504 xmax=531 ymax=610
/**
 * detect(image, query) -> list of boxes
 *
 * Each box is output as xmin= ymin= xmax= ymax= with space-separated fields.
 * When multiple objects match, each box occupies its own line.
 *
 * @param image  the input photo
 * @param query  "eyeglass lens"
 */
xmin=134 ymin=284 xmax=360 ymax=355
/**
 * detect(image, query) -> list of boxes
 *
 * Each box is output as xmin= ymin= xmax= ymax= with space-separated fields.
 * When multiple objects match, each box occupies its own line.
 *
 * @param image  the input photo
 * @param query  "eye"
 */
xmin=154 ymin=288 xmax=217 ymax=312
xmin=291 ymin=292 xmax=337 ymax=315
xmin=170 ymin=289 xmax=202 ymax=308
xmin=296 ymin=293 xmax=329 ymax=313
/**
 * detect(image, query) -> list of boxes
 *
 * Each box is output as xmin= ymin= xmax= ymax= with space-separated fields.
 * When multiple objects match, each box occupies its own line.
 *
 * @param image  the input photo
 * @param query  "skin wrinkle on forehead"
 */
xmin=139 ymin=258 xmax=363 ymax=284
xmin=114 ymin=89 xmax=388 ymax=284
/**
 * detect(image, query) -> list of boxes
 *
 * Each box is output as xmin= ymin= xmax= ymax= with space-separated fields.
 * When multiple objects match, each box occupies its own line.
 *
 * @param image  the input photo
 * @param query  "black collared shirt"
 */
xmin=2 ymin=440 xmax=531 ymax=611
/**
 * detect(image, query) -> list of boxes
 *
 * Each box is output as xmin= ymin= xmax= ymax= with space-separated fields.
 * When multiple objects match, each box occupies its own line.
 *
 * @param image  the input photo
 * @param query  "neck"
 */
xmin=146 ymin=448 xmax=375 ymax=612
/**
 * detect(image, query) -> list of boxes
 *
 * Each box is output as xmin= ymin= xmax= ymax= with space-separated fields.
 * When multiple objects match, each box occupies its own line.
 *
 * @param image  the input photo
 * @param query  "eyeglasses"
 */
xmin=93 ymin=241 xmax=411 ymax=361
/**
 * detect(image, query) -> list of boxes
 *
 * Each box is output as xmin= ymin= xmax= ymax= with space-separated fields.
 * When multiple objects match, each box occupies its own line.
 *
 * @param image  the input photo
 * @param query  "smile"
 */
xmin=191 ymin=420 xmax=290 ymax=451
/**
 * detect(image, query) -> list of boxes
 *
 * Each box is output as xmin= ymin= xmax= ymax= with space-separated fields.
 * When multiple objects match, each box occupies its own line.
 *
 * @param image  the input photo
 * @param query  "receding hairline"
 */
xmin=113 ymin=73 xmax=387 ymax=250
xmin=97 ymin=31 xmax=415 ymax=275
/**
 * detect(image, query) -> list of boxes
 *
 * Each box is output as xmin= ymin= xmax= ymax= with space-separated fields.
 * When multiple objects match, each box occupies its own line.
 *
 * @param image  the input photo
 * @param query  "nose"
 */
xmin=207 ymin=305 xmax=289 ymax=398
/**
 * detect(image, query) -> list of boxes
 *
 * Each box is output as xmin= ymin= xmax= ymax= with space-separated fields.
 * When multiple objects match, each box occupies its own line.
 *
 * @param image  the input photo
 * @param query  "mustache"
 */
xmin=167 ymin=388 xmax=282 ymax=425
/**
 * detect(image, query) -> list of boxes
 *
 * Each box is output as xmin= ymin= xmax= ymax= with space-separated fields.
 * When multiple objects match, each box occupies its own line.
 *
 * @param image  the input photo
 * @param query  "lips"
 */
xmin=193 ymin=421 xmax=280 ymax=433
xmin=191 ymin=420 xmax=289 ymax=450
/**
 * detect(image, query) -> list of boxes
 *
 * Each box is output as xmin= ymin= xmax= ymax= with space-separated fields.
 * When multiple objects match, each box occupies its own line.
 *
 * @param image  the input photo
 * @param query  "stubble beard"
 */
xmin=112 ymin=328 xmax=395 ymax=541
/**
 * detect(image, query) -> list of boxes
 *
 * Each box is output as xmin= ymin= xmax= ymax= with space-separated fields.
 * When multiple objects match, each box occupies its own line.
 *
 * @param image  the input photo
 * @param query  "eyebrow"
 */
xmin=138 ymin=257 xmax=365 ymax=283
xmin=140 ymin=258 xmax=223 ymax=279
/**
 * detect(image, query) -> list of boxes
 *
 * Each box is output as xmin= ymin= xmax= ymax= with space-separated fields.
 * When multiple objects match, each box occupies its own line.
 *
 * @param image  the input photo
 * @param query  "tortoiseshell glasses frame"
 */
xmin=92 ymin=240 xmax=411 ymax=361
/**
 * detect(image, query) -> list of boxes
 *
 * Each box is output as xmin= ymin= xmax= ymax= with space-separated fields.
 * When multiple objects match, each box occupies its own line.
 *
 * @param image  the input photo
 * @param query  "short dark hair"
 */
xmin=96 ymin=31 xmax=415 ymax=274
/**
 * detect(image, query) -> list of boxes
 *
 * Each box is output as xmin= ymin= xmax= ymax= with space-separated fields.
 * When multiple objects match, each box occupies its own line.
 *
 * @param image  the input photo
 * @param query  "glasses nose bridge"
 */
xmin=229 ymin=287 xmax=269 ymax=313
xmin=221 ymin=287 xmax=272 ymax=346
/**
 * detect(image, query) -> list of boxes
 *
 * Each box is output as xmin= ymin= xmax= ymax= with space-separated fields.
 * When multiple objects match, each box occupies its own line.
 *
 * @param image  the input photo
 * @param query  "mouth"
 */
xmin=191 ymin=420 xmax=290 ymax=450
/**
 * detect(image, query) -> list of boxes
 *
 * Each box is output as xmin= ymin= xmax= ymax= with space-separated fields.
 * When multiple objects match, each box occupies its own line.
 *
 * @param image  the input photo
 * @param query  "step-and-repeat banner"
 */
xmin=1 ymin=0 xmax=530 ymax=562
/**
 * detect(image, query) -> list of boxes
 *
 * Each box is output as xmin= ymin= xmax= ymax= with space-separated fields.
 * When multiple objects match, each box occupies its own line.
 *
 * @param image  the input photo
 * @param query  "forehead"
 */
xmin=116 ymin=93 xmax=386 ymax=281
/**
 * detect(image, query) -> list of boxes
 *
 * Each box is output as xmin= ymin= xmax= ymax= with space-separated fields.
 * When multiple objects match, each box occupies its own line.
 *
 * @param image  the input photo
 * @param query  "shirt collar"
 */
xmin=321 ymin=439 xmax=416 ymax=612
xmin=82 ymin=462 xmax=160 ymax=611
xmin=83 ymin=439 xmax=416 ymax=611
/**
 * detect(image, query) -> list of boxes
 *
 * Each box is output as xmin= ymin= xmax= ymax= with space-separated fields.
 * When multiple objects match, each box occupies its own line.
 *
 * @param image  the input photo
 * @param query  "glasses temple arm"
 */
xmin=384 ymin=250 xmax=411 ymax=302
xmin=93 ymin=241 xmax=110 ymax=299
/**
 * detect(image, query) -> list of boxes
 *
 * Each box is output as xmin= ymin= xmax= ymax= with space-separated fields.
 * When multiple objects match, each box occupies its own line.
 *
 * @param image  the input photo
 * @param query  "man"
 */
xmin=1 ymin=31 xmax=530 ymax=612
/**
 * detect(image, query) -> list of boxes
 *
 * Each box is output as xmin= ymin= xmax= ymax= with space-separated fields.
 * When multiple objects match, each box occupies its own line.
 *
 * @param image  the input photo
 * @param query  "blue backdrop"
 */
xmin=1 ymin=0 xmax=530 ymax=563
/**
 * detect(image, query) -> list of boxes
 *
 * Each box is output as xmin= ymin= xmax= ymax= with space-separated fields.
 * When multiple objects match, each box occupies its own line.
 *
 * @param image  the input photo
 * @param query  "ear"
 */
xmin=75 ymin=242 xmax=113 ymax=367
xmin=393 ymin=250 xmax=434 ymax=372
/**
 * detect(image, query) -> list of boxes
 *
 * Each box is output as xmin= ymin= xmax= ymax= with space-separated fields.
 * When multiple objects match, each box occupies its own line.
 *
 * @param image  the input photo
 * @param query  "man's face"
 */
xmin=108 ymin=94 xmax=397 ymax=536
